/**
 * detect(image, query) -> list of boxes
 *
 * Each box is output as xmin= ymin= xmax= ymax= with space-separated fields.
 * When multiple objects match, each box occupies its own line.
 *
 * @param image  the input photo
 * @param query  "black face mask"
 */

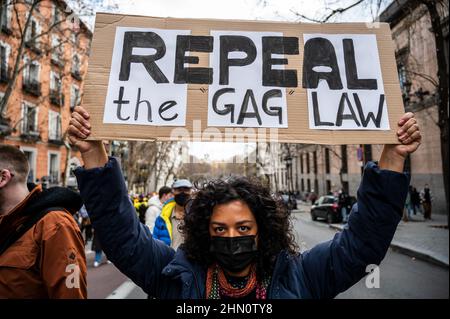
xmin=210 ymin=235 xmax=258 ymax=273
xmin=174 ymin=192 xmax=189 ymax=206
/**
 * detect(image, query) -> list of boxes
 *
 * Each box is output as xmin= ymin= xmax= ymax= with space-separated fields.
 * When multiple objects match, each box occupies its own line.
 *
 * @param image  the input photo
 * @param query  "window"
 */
xmin=363 ymin=145 xmax=372 ymax=163
xmin=25 ymin=19 xmax=40 ymax=49
xmin=301 ymin=178 xmax=304 ymax=192
xmin=0 ymin=0 xmax=11 ymax=31
xmin=313 ymin=151 xmax=317 ymax=174
xmin=72 ymin=54 xmax=79 ymax=73
xmin=50 ymin=71 xmax=61 ymax=92
xmin=314 ymin=179 xmax=318 ymax=195
xmin=0 ymin=42 xmax=9 ymax=82
xmin=23 ymin=59 xmax=40 ymax=96
xmin=300 ymin=153 xmax=304 ymax=174
xmin=71 ymin=85 xmax=80 ymax=110
xmin=21 ymin=147 xmax=37 ymax=183
xmin=326 ymin=180 xmax=331 ymax=194
xmin=50 ymin=71 xmax=63 ymax=106
xmin=341 ymin=145 xmax=348 ymax=174
xmin=72 ymin=54 xmax=81 ymax=79
xmin=51 ymin=36 xmax=62 ymax=64
xmin=48 ymin=110 xmax=61 ymax=141
xmin=23 ymin=58 xmax=40 ymax=84
xmin=397 ymin=64 xmax=410 ymax=97
xmin=48 ymin=152 xmax=60 ymax=185
xmin=22 ymin=103 xmax=38 ymax=134
xmin=307 ymin=179 xmax=311 ymax=192
xmin=306 ymin=153 xmax=310 ymax=174
xmin=53 ymin=3 xmax=60 ymax=24
xmin=325 ymin=148 xmax=330 ymax=174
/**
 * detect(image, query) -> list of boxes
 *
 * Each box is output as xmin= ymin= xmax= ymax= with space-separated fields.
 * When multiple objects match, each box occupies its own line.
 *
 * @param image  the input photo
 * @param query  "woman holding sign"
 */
xmin=68 ymin=106 xmax=421 ymax=299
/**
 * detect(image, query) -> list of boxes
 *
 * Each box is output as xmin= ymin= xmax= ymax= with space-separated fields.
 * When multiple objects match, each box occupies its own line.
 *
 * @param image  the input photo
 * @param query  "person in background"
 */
xmin=411 ymin=187 xmax=422 ymax=215
xmin=145 ymin=186 xmax=173 ymax=233
xmin=79 ymin=204 xmax=92 ymax=244
xmin=421 ymin=184 xmax=433 ymax=220
xmin=338 ymin=189 xmax=350 ymax=224
xmin=153 ymin=179 xmax=193 ymax=250
xmin=308 ymin=190 xmax=318 ymax=205
xmin=0 ymin=144 xmax=87 ymax=298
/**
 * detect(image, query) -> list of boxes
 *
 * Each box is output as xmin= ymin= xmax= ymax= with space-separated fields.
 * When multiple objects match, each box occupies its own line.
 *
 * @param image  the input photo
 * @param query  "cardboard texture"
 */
xmin=83 ymin=12 xmax=404 ymax=144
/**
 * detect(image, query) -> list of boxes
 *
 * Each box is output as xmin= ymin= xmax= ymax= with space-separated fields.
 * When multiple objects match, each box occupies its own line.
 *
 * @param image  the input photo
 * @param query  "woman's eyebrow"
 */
xmin=210 ymin=221 xmax=227 ymax=226
xmin=235 ymin=220 xmax=254 ymax=225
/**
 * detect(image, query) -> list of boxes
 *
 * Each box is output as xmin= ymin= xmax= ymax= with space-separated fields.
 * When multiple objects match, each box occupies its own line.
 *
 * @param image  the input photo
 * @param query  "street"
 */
xmin=86 ymin=209 xmax=449 ymax=299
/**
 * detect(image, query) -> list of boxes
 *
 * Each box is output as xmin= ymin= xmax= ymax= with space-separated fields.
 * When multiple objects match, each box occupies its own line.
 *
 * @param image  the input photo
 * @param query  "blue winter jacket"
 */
xmin=75 ymin=157 xmax=408 ymax=299
xmin=153 ymin=199 xmax=176 ymax=246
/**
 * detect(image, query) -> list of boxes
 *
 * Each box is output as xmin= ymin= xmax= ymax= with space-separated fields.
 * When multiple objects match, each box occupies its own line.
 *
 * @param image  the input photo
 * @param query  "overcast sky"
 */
xmin=78 ymin=0 xmax=393 ymax=161
xmin=94 ymin=0 xmax=391 ymax=23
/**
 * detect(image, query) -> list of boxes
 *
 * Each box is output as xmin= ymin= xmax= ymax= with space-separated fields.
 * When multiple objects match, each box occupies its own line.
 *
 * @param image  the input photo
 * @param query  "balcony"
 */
xmin=25 ymin=40 xmax=42 ymax=55
xmin=48 ymin=135 xmax=64 ymax=145
xmin=71 ymin=69 xmax=82 ymax=81
xmin=22 ymin=80 xmax=41 ymax=97
xmin=1 ymin=23 xmax=12 ymax=35
xmin=50 ymin=90 xmax=64 ymax=107
xmin=51 ymin=55 xmax=64 ymax=68
xmin=20 ymin=130 xmax=40 ymax=142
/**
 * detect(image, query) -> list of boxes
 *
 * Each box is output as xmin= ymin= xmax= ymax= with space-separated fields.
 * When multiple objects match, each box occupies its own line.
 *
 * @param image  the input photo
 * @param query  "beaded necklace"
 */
xmin=206 ymin=264 xmax=271 ymax=299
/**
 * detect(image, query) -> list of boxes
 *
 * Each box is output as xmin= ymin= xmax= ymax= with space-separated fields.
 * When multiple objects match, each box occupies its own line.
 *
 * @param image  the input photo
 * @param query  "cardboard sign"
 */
xmin=83 ymin=13 xmax=404 ymax=144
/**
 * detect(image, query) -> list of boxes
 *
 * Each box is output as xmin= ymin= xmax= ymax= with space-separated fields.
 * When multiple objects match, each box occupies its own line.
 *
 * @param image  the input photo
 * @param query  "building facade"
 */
xmin=0 ymin=0 xmax=91 ymax=187
xmin=265 ymin=1 xmax=448 ymax=215
xmin=380 ymin=0 xmax=448 ymax=215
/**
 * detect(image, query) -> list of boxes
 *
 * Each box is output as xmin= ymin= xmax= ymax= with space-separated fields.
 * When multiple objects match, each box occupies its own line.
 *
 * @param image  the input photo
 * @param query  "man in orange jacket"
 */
xmin=0 ymin=144 xmax=87 ymax=298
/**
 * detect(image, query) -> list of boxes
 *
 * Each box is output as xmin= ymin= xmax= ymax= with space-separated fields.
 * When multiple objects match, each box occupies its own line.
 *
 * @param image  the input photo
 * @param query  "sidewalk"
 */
xmin=296 ymin=201 xmax=449 ymax=268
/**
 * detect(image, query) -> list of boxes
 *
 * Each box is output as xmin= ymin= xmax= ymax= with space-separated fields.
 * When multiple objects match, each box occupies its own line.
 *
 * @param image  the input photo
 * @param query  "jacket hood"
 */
xmin=148 ymin=195 xmax=162 ymax=208
xmin=25 ymin=185 xmax=83 ymax=215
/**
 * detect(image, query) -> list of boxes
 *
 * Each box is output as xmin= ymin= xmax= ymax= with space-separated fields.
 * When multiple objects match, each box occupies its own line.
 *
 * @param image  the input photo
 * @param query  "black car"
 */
xmin=310 ymin=195 xmax=342 ymax=224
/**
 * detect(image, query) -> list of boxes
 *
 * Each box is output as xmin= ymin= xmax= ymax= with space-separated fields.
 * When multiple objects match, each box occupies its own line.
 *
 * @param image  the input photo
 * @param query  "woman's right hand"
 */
xmin=68 ymin=105 xmax=96 ymax=153
xmin=68 ymin=105 xmax=108 ymax=168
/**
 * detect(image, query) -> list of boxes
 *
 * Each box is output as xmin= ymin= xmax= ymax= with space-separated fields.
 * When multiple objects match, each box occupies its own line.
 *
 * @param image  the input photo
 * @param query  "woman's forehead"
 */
xmin=210 ymin=200 xmax=256 ymax=222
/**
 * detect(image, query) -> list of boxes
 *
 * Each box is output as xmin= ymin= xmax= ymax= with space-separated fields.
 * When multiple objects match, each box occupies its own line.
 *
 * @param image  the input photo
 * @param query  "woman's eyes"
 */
xmin=214 ymin=226 xmax=250 ymax=233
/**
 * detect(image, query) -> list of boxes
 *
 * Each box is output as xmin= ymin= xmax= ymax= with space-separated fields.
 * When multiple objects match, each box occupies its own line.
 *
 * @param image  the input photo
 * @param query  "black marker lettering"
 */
xmin=262 ymin=36 xmax=299 ymax=87
xmin=343 ymin=39 xmax=377 ymax=90
xmin=220 ymin=36 xmax=257 ymax=85
xmin=159 ymin=100 xmax=178 ymax=121
xmin=312 ymin=91 xmax=334 ymax=126
xmin=353 ymin=93 xmax=384 ymax=127
xmin=134 ymin=88 xmax=152 ymax=122
xmin=303 ymin=38 xmax=343 ymax=90
xmin=174 ymin=35 xmax=213 ymax=84
xmin=212 ymin=88 xmax=235 ymax=123
xmin=120 ymin=31 xmax=169 ymax=83
xmin=237 ymin=89 xmax=262 ymax=125
xmin=336 ymin=93 xmax=361 ymax=127
xmin=262 ymin=89 xmax=283 ymax=124
xmin=113 ymin=86 xmax=130 ymax=121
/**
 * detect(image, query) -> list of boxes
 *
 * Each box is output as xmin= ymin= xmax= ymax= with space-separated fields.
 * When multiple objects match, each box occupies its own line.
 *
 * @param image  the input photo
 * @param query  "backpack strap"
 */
xmin=0 ymin=206 xmax=66 ymax=256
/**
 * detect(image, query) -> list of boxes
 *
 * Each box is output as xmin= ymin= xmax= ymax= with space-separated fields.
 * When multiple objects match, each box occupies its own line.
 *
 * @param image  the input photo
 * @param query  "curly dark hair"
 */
xmin=180 ymin=176 xmax=299 ymax=279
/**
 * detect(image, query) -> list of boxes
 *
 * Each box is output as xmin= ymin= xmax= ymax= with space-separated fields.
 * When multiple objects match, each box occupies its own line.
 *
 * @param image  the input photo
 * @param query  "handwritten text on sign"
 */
xmin=103 ymin=27 xmax=389 ymax=130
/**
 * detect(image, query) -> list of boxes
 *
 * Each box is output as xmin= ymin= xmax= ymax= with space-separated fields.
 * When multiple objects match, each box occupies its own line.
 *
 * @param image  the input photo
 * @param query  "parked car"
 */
xmin=310 ymin=195 xmax=342 ymax=224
